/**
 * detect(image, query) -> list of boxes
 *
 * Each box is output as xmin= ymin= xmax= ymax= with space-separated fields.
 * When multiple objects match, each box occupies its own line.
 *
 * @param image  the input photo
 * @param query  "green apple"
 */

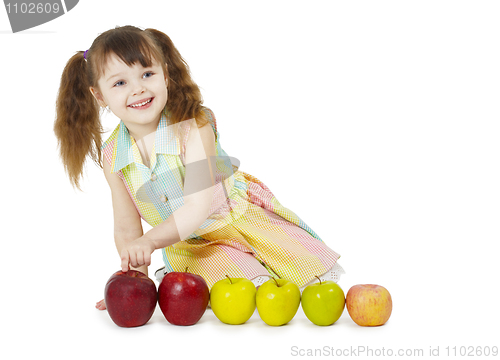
xmin=210 ymin=276 xmax=256 ymax=325
xmin=256 ymin=278 xmax=301 ymax=326
xmin=301 ymin=277 xmax=345 ymax=326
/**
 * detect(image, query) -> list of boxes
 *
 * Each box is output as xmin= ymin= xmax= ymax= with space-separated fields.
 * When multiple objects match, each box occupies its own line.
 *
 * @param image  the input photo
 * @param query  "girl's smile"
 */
xmin=128 ymin=97 xmax=154 ymax=109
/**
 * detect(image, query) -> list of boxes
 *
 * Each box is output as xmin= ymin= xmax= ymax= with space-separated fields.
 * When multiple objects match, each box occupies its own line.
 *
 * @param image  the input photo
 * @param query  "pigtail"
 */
xmin=145 ymin=28 xmax=209 ymax=128
xmin=54 ymin=51 xmax=103 ymax=191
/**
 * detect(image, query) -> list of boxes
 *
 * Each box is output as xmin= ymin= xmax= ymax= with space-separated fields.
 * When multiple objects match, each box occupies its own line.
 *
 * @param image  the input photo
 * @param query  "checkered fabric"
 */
xmin=101 ymin=108 xmax=341 ymax=290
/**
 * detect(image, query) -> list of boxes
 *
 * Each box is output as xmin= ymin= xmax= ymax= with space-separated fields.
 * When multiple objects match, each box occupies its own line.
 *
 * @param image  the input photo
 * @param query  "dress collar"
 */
xmin=107 ymin=110 xmax=181 ymax=173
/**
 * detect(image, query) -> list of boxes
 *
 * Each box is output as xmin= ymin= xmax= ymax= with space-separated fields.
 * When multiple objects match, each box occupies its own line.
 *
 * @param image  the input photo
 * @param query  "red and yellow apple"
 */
xmin=104 ymin=270 xmax=157 ymax=328
xmin=345 ymin=284 xmax=392 ymax=326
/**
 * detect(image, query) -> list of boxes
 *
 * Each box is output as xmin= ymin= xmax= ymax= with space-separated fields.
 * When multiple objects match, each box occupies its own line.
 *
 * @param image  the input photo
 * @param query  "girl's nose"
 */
xmin=132 ymin=82 xmax=146 ymax=96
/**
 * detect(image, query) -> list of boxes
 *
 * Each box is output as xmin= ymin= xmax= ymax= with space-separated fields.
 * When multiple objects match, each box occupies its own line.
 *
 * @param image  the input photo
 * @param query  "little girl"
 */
xmin=54 ymin=25 xmax=344 ymax=310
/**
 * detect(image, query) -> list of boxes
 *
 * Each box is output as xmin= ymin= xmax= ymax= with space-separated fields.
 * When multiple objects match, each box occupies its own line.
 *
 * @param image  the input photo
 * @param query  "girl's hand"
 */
xmin=120 ymin=236 xmax=156 ymax=272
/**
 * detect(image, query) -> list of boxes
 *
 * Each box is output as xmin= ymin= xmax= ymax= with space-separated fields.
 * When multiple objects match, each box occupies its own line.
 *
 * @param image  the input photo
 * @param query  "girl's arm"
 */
xmin=148 ymin=119 xmax=217 ymax=248
xmin=120 ymin=120 xmax=217 ymax=272
xmin=102 ymin=157 xmax=150 ymax=275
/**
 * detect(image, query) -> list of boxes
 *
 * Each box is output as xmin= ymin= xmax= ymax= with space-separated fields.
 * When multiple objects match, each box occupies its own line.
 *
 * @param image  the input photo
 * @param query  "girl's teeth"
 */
xmin=130 ymin=98 xmax=152 ymax=107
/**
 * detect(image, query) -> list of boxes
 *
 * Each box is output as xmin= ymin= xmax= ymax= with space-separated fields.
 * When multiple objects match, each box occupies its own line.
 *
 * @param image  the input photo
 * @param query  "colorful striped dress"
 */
xmin=101 ymin=107 xmax=342 ymax=290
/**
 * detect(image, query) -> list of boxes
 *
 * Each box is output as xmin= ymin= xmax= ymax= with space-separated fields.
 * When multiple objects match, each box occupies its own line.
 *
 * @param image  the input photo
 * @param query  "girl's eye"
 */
xmin=112 ymin=72 xmax=153 ymax=87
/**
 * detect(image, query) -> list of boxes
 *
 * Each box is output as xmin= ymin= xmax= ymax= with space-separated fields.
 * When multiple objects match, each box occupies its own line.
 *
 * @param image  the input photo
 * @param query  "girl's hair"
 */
xmin=54 ymin=25 xmax=209 ymax=190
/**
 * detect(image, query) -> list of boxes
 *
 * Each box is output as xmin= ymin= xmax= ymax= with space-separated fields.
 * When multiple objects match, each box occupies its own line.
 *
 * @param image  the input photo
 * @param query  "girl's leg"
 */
xmin=156 ymin=262 xmax=345 ymax=291
xmin=247 ymin=262 xmax=345 ymax=293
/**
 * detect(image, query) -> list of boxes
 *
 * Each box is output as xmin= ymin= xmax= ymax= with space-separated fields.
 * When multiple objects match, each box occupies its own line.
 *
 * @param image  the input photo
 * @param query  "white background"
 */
xmin=1 ymin=1 xmax=499 ymax=359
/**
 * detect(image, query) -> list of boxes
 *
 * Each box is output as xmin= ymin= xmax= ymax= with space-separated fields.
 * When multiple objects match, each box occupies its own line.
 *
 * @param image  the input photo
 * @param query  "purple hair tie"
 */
xmin=83 ymin=49 xmax=89 ymax=60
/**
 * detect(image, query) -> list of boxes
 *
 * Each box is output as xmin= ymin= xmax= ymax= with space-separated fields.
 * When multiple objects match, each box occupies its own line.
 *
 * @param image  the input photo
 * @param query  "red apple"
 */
xmin=345 ymin=284 xmax=392 ymax=326
xmin=158 ymin=268 xmax=210 ymax=326
xmin=104 ymin=270 xmax=157 ymax=327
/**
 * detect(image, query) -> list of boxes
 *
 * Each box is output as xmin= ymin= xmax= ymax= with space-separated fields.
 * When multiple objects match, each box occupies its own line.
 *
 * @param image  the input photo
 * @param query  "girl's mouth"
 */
xmin=128 ymin=97 xmax=154 ymax=109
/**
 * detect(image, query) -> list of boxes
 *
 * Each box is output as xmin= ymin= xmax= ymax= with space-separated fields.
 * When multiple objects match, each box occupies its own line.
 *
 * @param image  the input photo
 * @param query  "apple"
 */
xmin=256 ymin=278 xmax=301 ymax=326
xmin=301 ymin=276 xmax=345 ymax=326
xmin=346 ymin=284 xmax=392 ymax=326
xmin=104 ymin=270 xmax=157 ymax=328
xmin=210 ymin=276 xmax=256 ymax=325
xmin=158 ymin=267 xmax=210 ymax=326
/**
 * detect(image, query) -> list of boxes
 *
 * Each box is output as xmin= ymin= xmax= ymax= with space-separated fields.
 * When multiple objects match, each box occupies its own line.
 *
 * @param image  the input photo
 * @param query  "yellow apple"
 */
xmin=345 ymin=284 xmax=392 ymax=326
xmin=256 ymin=278 xmax=301 ymax=326
xmin=210 ymin=276 xmax=256 ymax=325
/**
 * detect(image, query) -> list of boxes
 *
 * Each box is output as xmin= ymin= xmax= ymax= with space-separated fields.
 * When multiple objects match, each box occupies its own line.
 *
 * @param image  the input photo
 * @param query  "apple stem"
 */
xmin=272 ymin=277 xmax=280 ymax=287
xmin=315 ymin=276 xmax=322 ymax=285
xmin=185 ymin=266 xmax=189 ymax=273
xmin=226 ymin=275 xmax=232 ymax=284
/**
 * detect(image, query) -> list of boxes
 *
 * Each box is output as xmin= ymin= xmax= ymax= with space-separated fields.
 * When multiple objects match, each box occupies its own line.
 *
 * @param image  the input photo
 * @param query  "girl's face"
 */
xmin=90 ymin=53 xmax=168 ymax=139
